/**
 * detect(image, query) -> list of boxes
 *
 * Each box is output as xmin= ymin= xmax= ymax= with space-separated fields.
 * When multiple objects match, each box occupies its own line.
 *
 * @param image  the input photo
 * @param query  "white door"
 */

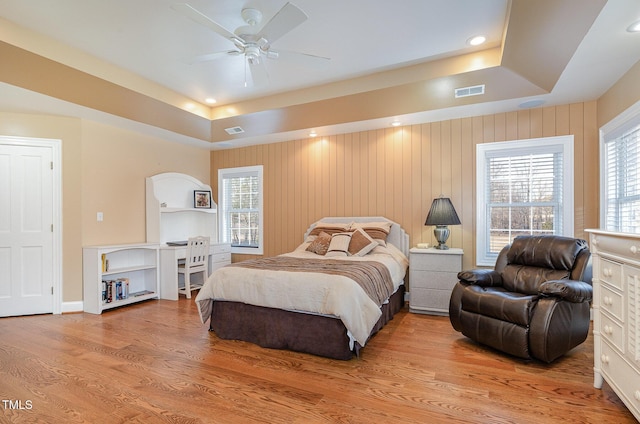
xmin=0 ymin=141 xmax=55 ymax=316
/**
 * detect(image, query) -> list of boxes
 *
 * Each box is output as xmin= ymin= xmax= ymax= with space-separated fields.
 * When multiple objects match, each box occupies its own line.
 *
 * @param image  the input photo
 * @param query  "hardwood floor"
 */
xmin=0 ymin=298 xmax=636 ymax=424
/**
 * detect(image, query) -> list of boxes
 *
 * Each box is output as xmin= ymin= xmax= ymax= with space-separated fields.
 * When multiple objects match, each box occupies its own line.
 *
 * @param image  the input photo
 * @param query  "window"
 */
xmin=476 ymin=136 xmax=574 ymax=266
xmin=218 ymin=165 xmax=263 ymax=255
xmin=601 ymin=101 xmax=640 ymax=233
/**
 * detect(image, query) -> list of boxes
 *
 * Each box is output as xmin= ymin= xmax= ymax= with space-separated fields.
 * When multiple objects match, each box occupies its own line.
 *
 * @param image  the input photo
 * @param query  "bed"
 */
xmin=195 ymin=217 xmax=410 ymax=359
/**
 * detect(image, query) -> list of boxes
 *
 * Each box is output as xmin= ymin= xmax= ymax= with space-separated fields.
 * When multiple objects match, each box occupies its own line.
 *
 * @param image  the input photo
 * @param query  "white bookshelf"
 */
xmin=83 ymin=243 xmax=159 ymax=314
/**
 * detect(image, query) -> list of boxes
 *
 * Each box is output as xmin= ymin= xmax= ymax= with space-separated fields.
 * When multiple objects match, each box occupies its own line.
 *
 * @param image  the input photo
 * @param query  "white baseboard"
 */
xmin=61 ymin=301 xmax=83 ymax=313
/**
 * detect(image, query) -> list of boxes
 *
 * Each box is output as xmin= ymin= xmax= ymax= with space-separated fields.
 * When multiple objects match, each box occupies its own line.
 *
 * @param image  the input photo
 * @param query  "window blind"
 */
xmin=476 ymin=136 xmax=573 ymax=266
xmin=485 ymin=150 xmax=563 ymax=253
xmin=218 ymin=166 xmax=263 ymax=253
xmin=604 ymin=122 xmax=640 ymax=233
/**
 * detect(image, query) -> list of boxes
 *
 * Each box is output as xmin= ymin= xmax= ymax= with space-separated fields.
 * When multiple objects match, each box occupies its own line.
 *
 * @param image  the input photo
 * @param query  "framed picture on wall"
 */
xmin=194 ymin=190 xmax=212 ymax=209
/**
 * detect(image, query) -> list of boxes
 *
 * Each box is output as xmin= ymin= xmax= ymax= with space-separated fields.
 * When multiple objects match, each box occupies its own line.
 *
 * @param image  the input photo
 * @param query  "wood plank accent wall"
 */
xmin=211 ymin=101 xmax=599 ymax=271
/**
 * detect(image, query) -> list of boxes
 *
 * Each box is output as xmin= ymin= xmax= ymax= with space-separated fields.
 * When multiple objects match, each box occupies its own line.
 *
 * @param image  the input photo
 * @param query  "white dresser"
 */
xmin=587 ymin=229 xmax=640 ymax=421
xmin=409 ymin=247 xmax=463 ymax=315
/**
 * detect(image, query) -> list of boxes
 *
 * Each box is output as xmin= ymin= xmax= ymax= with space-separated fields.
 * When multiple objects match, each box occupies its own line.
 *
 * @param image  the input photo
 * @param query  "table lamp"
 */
xmin=425 ymin=196 xmax=461 ymax=250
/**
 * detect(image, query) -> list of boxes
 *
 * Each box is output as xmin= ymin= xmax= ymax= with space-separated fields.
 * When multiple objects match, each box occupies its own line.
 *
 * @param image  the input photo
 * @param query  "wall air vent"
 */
xmin=224 ymin=126 xmax=245 ymax=135
xmin=454 ymin=84 xmax=485 ymax=98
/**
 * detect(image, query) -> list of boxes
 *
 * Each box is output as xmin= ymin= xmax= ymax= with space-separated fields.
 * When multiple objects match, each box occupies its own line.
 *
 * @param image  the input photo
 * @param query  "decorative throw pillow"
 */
xmin=308 ymin=221 xmax=353 ymax=237
xmin=352 ymin=221 xmax=392 ymax=246
xmin=348 ymin=228 xmax=378 ymax=256
xmin=325 ymin=232 xmax=352 ymax=257
xmin=306 ymin=231 xmax=331 ymax=255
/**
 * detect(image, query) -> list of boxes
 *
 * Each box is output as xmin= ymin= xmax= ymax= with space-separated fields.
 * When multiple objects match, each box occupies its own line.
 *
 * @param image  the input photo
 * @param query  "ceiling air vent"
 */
xmin=224 ymin=126 xmax=245 ymax=135
xmin=454 ymin=84 xmax=485 ymax=98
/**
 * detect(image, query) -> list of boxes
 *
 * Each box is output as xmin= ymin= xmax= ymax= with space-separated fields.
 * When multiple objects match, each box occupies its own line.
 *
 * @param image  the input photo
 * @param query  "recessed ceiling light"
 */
xmin=627 ymin=20 xmax=640 ymax=33
xmin=391 ymin=121 xmax=401 ymax=127
xmin=205 ymin=98 xmax=217 ymax=104
xmin=467 ymin=35 xmax=486 ymax=46
xmin=309 ymin=130 xmax=317 ymax=137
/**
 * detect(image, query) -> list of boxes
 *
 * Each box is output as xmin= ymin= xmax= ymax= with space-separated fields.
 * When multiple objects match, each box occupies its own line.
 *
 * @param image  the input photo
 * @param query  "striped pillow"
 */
xmin=308 ymin=221 xmax=353 ymax=238
xmin=325 ymin=232 xmax=352 ymax=257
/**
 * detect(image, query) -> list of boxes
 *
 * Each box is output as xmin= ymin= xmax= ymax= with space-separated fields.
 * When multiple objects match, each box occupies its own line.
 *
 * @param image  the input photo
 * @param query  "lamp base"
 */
xmin=433 ymin=225 xmax=451 ymax=250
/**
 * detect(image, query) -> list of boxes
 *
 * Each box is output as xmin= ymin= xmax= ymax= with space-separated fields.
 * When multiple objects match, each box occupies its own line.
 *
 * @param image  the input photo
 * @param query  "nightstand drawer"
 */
xmin=411 ymin=270 xmax=458 ymax=290
xmin=410 ymin=251 xmax=462 ymax=272
xmin=410 ymin=287 xmax=451 ymax=315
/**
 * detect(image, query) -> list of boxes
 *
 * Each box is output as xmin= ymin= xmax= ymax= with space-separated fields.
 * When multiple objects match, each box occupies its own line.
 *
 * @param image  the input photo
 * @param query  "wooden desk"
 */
xmin=159 ymin=243 xmax=231 ymax=300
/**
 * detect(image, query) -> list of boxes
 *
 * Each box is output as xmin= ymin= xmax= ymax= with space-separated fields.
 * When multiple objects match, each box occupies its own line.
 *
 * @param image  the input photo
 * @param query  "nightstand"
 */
xmin=409 ymin=247 xmax=463 ymax=315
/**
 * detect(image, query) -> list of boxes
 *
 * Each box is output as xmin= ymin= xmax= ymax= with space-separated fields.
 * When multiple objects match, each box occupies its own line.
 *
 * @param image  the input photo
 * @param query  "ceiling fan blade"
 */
xmin=271 ymin=49 xmax=330 ymax=69
xmin=190 ymin=50 xmax=242 ymax=64
xmin=172 ymin=3 xmax=242 ymax=44
xmin=255 ymin=2 xmax=307 ymax=44
xmin=248 ymin=59 xmax=270 ymax=87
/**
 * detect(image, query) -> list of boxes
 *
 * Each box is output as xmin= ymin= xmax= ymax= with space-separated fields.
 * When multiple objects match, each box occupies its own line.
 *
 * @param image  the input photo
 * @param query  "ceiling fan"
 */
xmin=172 ymin=2 xmax=330 ymax=86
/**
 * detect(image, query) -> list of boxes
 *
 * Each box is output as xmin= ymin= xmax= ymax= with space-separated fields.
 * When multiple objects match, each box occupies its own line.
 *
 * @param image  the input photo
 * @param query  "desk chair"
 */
xmin=178 ymin=236 xmax=210 ymax=299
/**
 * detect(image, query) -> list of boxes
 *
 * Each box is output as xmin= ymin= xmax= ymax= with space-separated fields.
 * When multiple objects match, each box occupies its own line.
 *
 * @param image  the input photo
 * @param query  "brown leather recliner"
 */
xmin=449 ymin=235 xmax=592 ymax=363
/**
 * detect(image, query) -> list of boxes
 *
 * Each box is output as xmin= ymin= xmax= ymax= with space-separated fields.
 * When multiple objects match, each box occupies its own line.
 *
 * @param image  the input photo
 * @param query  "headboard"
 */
xmin=304 ymin=217 xmax=410 ymax=258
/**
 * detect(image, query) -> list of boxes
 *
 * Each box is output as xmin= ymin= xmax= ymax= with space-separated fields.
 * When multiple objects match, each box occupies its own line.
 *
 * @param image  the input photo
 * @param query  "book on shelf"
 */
xmin=101 ymin=277 xmax=131 ymax=303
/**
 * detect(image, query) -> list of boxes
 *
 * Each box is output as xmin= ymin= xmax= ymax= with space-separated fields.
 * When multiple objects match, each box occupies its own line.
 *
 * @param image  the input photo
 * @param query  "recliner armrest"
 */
xmin=539 ymin=280 xmax=592 ymax=303
xmin=457 ymin=269 xmax=503 ymax=287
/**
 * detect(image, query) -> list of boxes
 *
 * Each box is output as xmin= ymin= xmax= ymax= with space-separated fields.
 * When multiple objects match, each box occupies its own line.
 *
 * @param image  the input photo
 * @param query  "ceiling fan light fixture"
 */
xmin=245 ymin=45 xmax=261 ymax=64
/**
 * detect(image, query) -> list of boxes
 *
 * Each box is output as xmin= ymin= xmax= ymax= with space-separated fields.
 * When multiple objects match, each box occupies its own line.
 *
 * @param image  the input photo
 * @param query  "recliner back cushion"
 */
xmin=502 ymin=264 xmax=570 ymax=294
xmin=507 ymin=236 xmax=588 ymax=271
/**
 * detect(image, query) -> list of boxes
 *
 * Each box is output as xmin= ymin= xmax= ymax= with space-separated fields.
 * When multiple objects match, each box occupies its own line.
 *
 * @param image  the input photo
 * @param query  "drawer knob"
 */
xmin=604 ymin=268 xmax=612 ymax=277
xmin=604 ymin=325 xmax=614 ymax=335
xmin=632 ymin=245 xmax=639 ymax=255
xmin=601 ymin=354 xmax=610 ymax=364
xmin=603 ymin=296 xmax=612 ymax=306
xmin=636 ymin=391 xmax=640 ymax=401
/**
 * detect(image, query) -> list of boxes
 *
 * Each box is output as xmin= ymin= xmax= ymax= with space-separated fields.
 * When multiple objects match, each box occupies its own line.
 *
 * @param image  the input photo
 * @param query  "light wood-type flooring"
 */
xmin=0 ymin=298 xmax=636 ymax=423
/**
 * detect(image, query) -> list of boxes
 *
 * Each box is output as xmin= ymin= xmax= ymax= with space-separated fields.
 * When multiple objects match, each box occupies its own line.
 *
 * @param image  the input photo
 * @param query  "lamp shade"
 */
xmin=425 ymin=197 xmax=461 ymax=226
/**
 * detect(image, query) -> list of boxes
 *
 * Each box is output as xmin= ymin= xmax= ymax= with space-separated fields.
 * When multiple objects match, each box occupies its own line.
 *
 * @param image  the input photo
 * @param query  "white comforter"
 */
xmin=195 ymin=243 xmax=408 ymax=346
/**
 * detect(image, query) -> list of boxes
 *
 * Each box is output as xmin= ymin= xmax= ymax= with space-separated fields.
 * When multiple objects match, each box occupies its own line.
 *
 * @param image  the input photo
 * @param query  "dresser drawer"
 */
xmin=211 ymin=252 xmax=231 ymax=264
xmin=600 ymin=342 xmax=640 ymax=419
xmin=600 ymin=283 xmax=624 ymax=322
xmin=212 ymin=243 xmax=232 ymax=254
xmin=599 ymin=258 xmax=624 ymax=290
xmin=600 ymin=312 xmax=625 ymax=353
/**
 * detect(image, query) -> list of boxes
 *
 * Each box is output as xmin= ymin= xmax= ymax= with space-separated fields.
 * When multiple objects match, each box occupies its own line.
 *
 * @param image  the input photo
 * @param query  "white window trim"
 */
xmin=476 ymin=135 xmax=574 ymax=266
xmin=599 ymin=99 xmax=640 ymax=230
xmin=218 ymin=165 xmax=264 ymax=255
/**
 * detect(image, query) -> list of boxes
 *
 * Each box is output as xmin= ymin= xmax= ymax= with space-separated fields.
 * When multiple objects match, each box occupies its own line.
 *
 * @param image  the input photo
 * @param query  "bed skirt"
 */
xmin=208 ymin=286 xmax=406 ymax=360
